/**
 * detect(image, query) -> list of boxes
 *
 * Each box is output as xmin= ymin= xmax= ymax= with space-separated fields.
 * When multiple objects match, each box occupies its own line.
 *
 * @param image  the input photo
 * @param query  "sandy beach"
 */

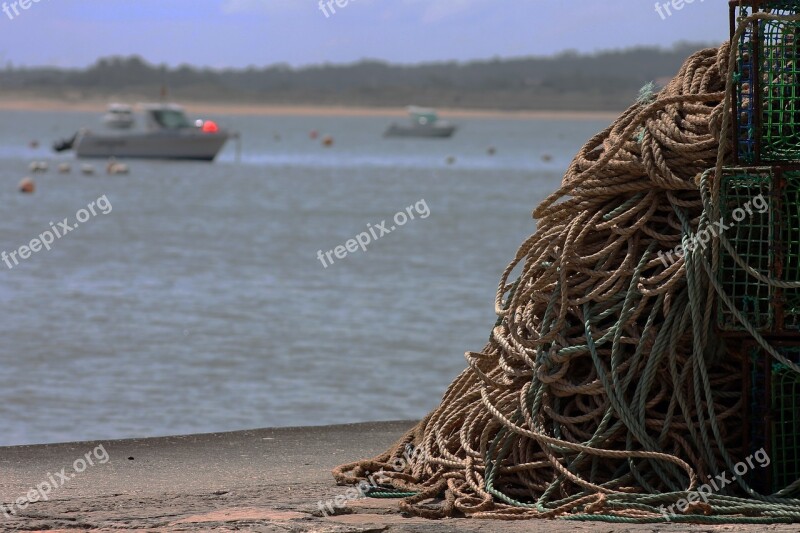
xmin=0 ymin=96 xmax=620 ymax=121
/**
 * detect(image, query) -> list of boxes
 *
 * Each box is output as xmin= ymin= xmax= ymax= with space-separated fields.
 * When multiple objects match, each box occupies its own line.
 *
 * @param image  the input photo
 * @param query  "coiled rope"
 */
xmin=334 ymin=13 xmax=800 ymax=522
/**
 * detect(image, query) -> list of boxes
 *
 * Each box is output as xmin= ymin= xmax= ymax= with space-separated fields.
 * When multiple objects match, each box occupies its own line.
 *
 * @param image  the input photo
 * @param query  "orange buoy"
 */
xmin=309 ymin=129 xmax=319 ymax=140
xmin=322 ymin=135 xmax=334 ymax=147
xmin=201 ymin=120 xmax=219 ymax=133
xmin=18 ymin=177 xmax=35 ymax=193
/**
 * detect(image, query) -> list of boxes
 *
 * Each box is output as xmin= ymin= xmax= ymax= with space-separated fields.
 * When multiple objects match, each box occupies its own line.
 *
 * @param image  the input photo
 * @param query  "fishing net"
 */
xmin=334 ymin=15 xmax=800 ymax=524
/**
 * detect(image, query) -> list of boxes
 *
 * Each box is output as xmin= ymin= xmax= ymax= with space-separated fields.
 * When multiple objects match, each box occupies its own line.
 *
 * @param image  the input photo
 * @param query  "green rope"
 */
xmin=366 ymin=489 xmax=419 ymax=498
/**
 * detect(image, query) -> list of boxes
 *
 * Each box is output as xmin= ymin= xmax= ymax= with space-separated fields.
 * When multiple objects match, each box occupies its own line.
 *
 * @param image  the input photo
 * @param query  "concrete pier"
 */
xmin=0 ymin=421 xmax=796 ymax=532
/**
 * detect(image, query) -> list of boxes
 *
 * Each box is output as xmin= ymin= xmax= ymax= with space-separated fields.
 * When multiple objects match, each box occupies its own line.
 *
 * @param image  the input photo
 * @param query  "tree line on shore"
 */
xmin=0 ymin=42 xmax=712 ymax=111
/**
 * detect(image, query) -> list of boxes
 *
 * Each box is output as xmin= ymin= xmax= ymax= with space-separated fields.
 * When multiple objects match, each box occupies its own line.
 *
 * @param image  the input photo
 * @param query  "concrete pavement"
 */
xmin=0 ymin=421 xmax=797 ymax=532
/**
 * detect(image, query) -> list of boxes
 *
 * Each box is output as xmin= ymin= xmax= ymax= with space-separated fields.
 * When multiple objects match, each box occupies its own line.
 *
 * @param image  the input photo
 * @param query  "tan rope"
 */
xmin=332 ymin=36 xmax=800 ymax=522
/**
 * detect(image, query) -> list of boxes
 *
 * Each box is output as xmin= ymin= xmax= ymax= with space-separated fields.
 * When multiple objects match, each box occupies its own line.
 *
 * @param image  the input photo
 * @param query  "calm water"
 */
xmin=0 ymin=109 xmax=606 ymax=446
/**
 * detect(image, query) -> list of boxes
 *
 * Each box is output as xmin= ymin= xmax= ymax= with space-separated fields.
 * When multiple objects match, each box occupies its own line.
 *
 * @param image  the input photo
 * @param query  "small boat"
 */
xmin=384 ymin=106 xmax=457 ymax=139
xmin=103 ymin=104 xmax=135 ymax=129
xmin=53 ymin=103 xmax=233 ymax=161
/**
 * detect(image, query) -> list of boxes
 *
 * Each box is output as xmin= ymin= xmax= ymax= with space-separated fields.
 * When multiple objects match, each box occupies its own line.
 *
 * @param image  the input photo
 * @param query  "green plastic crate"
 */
xmin=731 ymin=1 xmax=800 ymax=163
xmin=781 ymin=171 xmax=800 ymax=328
xmin=772 ymin=363 xmax=800 ymax=492
xmin=762 ymin=17 xmax=800 ymax=161
xmin=746 ymin=343 xmax=800 ymax=496
xmin=717 ymin=167 xmax=800 ymax=333
xmin=718 ymin=167 xmax=775 ymax=331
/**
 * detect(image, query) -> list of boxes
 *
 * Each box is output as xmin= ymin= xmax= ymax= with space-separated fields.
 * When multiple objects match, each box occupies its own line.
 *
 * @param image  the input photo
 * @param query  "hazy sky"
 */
xmin=0 ymin=1 xmax=729 ymax=68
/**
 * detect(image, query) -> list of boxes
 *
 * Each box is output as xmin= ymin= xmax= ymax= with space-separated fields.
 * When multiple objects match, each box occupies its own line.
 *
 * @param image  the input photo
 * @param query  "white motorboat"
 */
xmin=54 ymin=103 xmax=233 ymax=161
xmin=384 ymin=106 xmax=457 ymax=138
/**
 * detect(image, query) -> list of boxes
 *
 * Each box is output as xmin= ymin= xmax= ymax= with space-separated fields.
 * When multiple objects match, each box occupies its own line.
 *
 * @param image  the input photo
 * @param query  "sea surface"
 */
xmin=0 ymin=109 xmax=608 ymax=446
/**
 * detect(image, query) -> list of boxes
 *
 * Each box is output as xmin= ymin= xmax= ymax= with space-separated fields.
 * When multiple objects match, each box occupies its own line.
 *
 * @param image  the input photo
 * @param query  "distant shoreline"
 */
xmin=0 ymin=97 xmax=620 ymax=121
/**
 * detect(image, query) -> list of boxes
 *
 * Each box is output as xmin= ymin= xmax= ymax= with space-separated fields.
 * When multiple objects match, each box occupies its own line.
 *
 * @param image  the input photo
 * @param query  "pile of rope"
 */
xmin=334 ymin=17 xmax=800 ymax=524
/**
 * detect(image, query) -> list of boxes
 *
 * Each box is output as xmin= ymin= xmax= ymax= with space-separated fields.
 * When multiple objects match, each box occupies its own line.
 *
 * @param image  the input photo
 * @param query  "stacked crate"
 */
xmin=723 ymin=0 xmax=800 ymax=496
xmin=743 ymin=342 xmax=800 ymax=494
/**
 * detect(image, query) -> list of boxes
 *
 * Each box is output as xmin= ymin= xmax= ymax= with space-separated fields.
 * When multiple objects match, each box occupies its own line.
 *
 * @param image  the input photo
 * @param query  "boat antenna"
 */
xmin=160 ymin=64 xmax=168 ymax=101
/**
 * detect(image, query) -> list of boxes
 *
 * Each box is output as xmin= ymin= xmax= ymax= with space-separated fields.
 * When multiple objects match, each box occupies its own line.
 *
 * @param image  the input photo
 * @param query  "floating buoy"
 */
xmin=487 ymin=146 xmax=497 ymax=156
xmin=81 ymin=164 xmax=96 ymax=176
xmin=29 ymin=140 xmax=39 ymax=149
xmin=57 ymin=162 xmax=71 ymax=174
xmin=106 ymin=159 xmax=130 ymax=175
xmin=322 ymin=135 xmax=334 ymax=147
xmin=18 ymin=177 xmax=35 ymax=193
xmin=201 ymin=120 xmax=219 ymax=133
xmin=309 ymin=129 xmax=319 ymax=140
xmin=29 ymin=161 xmax=48 ymax=173
xmin=541 ymin=154 xmax=553 ymax=162
xmin=446 ymin=156 xmax=456 ymax=165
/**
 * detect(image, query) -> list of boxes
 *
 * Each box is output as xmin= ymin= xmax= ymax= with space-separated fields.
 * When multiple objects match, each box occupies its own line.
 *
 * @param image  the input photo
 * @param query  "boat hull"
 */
xmin=384 ymin=124 xmax=457 ymax=138
xmin=74 ymin=130 xmax=229 ymax=161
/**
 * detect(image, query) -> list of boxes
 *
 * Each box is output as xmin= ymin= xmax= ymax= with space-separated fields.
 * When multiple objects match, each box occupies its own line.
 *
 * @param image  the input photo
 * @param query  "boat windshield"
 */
xmin=412 ymin=113 xmax=437 ymax=125
xmin=150 ymin=109 xmax=191 ymax=129
xmin=409 ymin=109 xmax=438 ymax=125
